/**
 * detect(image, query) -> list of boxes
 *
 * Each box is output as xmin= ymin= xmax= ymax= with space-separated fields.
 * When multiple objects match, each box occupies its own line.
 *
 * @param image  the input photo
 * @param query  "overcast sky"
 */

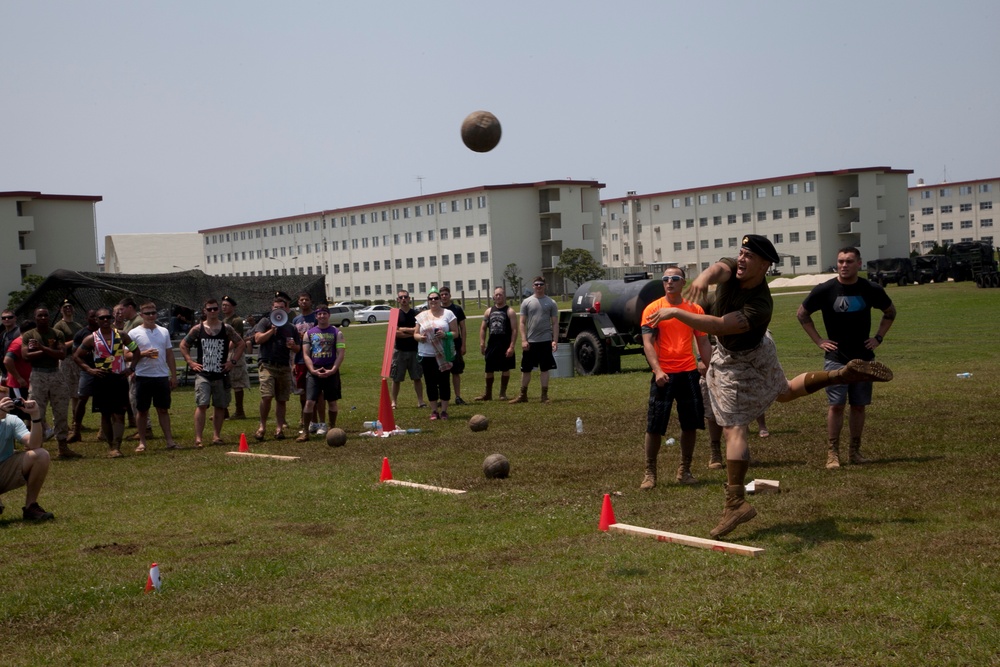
xmin=3 ymin=1 xmax=997 ymax=260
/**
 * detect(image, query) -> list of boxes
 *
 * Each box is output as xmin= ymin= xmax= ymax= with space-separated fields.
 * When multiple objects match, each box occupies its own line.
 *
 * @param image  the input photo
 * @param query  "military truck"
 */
xmin=948 ymin=241 xmax=999 ymax=287
xmin=558 ymin=274 xmax=665 ymax=375
xmin=866 ymin=257 xmax=915 ymax=287
xmin=913 ymin=255 xmax=951 ymax=284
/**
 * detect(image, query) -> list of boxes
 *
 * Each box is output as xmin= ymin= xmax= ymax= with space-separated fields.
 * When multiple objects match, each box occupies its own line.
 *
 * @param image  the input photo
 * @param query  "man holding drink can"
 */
xmin=128 ymin=302 xmax=180 ymax=452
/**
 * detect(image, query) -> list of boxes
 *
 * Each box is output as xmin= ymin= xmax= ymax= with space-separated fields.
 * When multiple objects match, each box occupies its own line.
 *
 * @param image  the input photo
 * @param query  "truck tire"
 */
xmin=573 ymin=331 xmax=606 ymax=376
xmin=897 ymin=275 xmax=907 ymax=287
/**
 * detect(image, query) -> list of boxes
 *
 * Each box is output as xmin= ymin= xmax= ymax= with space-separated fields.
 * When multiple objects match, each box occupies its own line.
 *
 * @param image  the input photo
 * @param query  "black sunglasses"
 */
xmin=204 ymin=307 xmax=219 ymax=312
xmin=98 ymin=315 xmax=114 ymax=320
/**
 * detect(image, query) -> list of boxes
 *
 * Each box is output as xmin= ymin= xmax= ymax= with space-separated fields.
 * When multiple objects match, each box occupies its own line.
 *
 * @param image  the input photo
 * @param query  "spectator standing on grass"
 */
xmin=128 ymin=301 xmax=180 ymax=452
xmin=797 ymin=246 xmax=896 ymax=470
xmin=0 ymin=309 xmax=21 ymax=397
xmin=639 ymin=266 xmax=713 ymax=490
xmin=389 ymin=290 xmax=426 ymax=410
xmin=53 ymin=300 xmax=83 ymax=442
xmin=647 ymin=235 xmax=894 ymax=538
xmin=293 ymin=292 xmax=327 ymax=435
xmin=439 ymin=286 xmax=468 ymax=405
xmin=181 ymin=299 xmax=245 ymax=448
xmin=298 ymin=304 xmax=345 ymax=441
xmin=75 ymin=308 xmax=137 ymax=458
xmin=22 ymin=307 xmax=80 ymax=460
xmin=414 ymin=287 xmax=459 ymax=421
xmin=220 ymin=296 xmax=250 ymax=420
xmin=509 ymin=276 xmax=559 ymax=405
xmin=0 ymin=396 xmax=55 ymax=521
xmin=253 ymin=292 xmax=299 ymax=441
xmin=68 ymin=310 xmax=99 ymax=443
xmin=475 ymin=287 xmax=517 ymax=401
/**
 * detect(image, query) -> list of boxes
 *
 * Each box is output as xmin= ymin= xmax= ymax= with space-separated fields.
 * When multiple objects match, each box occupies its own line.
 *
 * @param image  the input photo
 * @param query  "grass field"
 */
xmin=2 ymin=282 xmax=999 ymax=665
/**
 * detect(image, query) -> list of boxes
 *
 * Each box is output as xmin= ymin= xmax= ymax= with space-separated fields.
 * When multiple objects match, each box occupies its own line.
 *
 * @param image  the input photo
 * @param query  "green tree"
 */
xmin=7 ymin=274 xmax=46 ymax=311
xmin=556 ymin=248 xmax=604 ymax=288
xmin=503 ymin=263 xmax=523 ymax=300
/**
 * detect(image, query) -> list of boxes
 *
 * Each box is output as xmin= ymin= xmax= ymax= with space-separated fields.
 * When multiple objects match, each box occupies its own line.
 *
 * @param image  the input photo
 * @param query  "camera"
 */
xmin=11 ymin=398 xmax=25 ymax=409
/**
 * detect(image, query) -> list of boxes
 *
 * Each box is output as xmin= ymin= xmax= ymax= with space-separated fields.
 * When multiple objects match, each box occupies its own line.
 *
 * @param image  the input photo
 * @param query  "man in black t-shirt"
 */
xmin=439 ymin=286 xmax=467 ymax=405
xmin=389 ymin=290 xmax=426 ymax=409
xmin=798 ymin=247 xmax=896 ymax=469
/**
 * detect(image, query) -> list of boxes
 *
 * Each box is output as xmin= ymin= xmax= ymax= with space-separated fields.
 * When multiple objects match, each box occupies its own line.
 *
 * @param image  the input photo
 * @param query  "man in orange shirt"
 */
xmin=639 ymin=266 xmax=713 ymax=489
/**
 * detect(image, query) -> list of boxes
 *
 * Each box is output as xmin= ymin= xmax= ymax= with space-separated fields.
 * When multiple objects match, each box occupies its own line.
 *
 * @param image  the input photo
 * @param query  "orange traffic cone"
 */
xmin=145 ymin=562 xmax=161 ymax=593
xmin=239 ymin=433 xmax=249 ymax=452
xmin=378 ymin=378 xmax=397 ymax=432
xmin=380 ymin=457 xmax=393 ymax=482
xmin=598 ymin=494 xmax=617 ymax=532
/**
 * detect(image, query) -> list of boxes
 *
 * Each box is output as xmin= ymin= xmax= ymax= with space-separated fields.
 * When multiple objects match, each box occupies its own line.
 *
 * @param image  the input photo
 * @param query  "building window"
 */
xmin=941 ymin=205 xmax=953 ymax=213
xmin=922 ymin=224 xmax=934 ymax=232
xmin=686 ymin=219 xmax=694 ymax=228
xmin=699 ymin=195 xmax=708 ymax=204
xmin=454 ymin=254 xmax=462 ymax=265
xmin=981 ymin=201 xmax=993 ymax=210
xmin=464 ymin=198 xmax=473 ymax=210
xmin=941 ymin=222 xmax=953 ymax=230
xmin=453 ymin=227 xmax=461 ymax=238
xmin=686 ymin=241 xmax=695 ymax=250
xmin=772 ymin=186 xmax=782 ymax=196
xmin=757 ymin=187 xmax=767 ymax=198
xmin=673 ymin=220 xmax=681 ymax=230
xmin=395 ymin=259 xmax=402 ymax=269
xmin=684 ymin=196 xmax=694 ymax=206
xmin=807 ymin=255 xmax=817 ymax=266
xmin=773 ymin=234 xmax=783 ymax=244
xmin=805 ymin=206 xmax=816 ymax=216
xmin=673 ymin=242 xmax=682 ymax=251
xmin=788 ymin=208 xmax=798 ymax=218
xmin=467 ymin=252 xmax=475 ymax=264
xmin=727 ymin=191 xmax=737 ymax=202
xmin=480 ymin=251 xmax=489 ymax=263
xmin=772 ymin=210 xmax=782 ymax=220
xmin=742 ymin=213 xmax=751 ymax=223
xmin=980 ymin=184 xmax=992 ymax=193
xmin=757 ymin=211 xmax=767 ymax=221
xmin=961 ymin=220 xmax=973 ymax=229
xmin=440 ymin=228 xmax=448 ymax=240
xmin=741 ymin=189 xmax=751 ymax=200
xmin=700 ymin=239 xmax=709 ymax=249
xmin=960 ymin=203 xmax=972 ymax=212
xmin=430 ymin=255 xmax=437 ymax=266
xmin=806 ymin=230 xmax=816 ymax=241
xmin=959 ymin=186 xmax=972 ymax=195
xmin=451 ymin=200 xmax=459 ymax=212
xmin=727 ymin=214 xmax=737 ymax=224
xmin=699 ymin=218 xmax=708 ymax=227
xmin=672 ymin=198 xmax=681 ymax=208
xmin=442 ymin=255 xmax=449 ymax=266
xmin=789 ymin=232 xmax=799 ymax=242
xmin=982 ymin=219 xmax=994 ymax=227
xmin=712 ymin=193 xmax=721 ymax=203
xmin=713 ymin=216 xmax=722 ymax=226
xmin=939 ymin=188 xmax=951 ymax=197
xmin=477 ymin=195 xmax=486 ymax=208
xmin=465 ymin=225 xmax=474 ymax=237
xmin=922 ymin=207 xmax=934 ymax=215
xmin=804 ymin=181 xmax=815 ymax=193
xmin=714 ymin=238 xmax=723 ymax=248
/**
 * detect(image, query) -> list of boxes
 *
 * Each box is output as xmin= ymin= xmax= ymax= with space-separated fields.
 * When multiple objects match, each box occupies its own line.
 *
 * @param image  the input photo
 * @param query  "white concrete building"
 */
xmin=0 ymin=190 xmax=101 ymax=307
xmin=198 ymin=180 xmax=604 ymax=299
xmin=601 ymin=167 xmax=912 ymax=275
xmin=908 ymin=177 xmax=997 ymax=252
xmin=104 ymin=233 xmax=204 ymax=274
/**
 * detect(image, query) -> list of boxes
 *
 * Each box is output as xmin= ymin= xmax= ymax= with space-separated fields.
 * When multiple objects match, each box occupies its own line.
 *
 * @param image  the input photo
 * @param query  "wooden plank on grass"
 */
xmin=226 ymin=451 xmax=301 ymax=462
xmin=747 ymin=478 xmax=780 ymax=494
xmin=608 ymin=523 xmax=763 ymax=557
xmin=382 ymin=479 xmax=467 ymax=495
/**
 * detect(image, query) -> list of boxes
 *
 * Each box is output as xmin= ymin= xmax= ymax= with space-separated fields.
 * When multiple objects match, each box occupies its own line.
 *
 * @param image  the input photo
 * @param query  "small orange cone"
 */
xmin=380 ymin=457 xmax=393 ymax=482
xmin=239 ymin=433 xmax=249 ymax=452
xmin=378 ymin=378 xmax=397 ymax=432
xmin=598 ymin=494 xmax=617 ymax=531
xmin=145 ymin=562 xmax=161 ymax=593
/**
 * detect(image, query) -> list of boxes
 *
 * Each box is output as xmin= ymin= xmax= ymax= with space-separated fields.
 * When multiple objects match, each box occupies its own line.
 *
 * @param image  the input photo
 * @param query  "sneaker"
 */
xmin=309 ymin=422 xmax=321 ymax=433
xmin=44 ymin=427 xmax=55 ymax=441
xmin=316 ymin=423 xmax=328 ymax=436
xmin=429 ymin=411 xmax=439 ymax=421
xmin=22 ymin=502 xmax=54 ymax=521
xmin=440 ymin=411 xmax=449 ymax=420
xmin=454 ymin=396 xmax=467 ymax=406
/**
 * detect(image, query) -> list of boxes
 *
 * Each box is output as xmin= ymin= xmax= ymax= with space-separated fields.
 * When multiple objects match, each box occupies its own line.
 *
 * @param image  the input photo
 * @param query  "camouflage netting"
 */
xmin=14 ymin=269 xmax=327 ymax=319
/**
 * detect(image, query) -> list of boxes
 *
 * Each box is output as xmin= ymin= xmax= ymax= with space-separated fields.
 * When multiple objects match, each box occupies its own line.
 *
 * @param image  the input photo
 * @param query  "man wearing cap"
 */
xmin=509 ymin=276 xmax=559 ymax=404
xmin=647 ymin=234 xmax=893 ymax=538
xmin=797 ymin=246 xmax=896 ymax=469
xmin=220 ymin=296 xmax=250 ymax=420
xmin=253 ymin=292 xmax=300 ymax=440
xmin=22 ymin=307 xmax=80 ymax=459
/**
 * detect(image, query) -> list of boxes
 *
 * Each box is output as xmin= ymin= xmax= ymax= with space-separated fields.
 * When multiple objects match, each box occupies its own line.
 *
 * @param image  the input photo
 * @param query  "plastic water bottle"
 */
xmin=665 ymin=437 xmax=676 ymax=446
xmin=576 ymin=417 xmax=583 ymax=434
xmin=373 ymin=420 xmax=383 ymax=435
xmin=405 ymin=428 xmax=422 ymax=434
xmin=956 ymin=372 xmax=972 ymax=379
xmin=364 ymin=421 xmax=376 ymax=429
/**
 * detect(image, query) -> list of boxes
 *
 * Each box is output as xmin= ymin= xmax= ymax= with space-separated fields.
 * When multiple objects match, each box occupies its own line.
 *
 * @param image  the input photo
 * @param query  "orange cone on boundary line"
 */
xmin=145 ymin=562 xmax=161 ymax=593
xmin=380 ymin=457 xmax=393 ymax=482
xmin=599 ymin=494 xmax=617 ymax=532
xmin=378 ymin=378 xmax=397 ymax=432
xmin=239 ymin=433 xmax=249 ymax=452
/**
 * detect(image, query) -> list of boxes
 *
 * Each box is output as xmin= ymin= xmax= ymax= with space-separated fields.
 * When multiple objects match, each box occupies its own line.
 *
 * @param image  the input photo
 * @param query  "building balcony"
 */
xmin=837 ymin=221 xmax=861 ymax=235
xmin=16 ymin=216 xmax=35 ymax=233
xmin=837 ymin=196 xmax=860 ymax=210
xmin=18 ymin=248 xmax=37 ymax=266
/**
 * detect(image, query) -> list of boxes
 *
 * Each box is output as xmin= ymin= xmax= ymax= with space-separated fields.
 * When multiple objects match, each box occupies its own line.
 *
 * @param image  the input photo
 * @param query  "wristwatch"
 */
xmin=874 ymin=334 xmax=884 ymax=343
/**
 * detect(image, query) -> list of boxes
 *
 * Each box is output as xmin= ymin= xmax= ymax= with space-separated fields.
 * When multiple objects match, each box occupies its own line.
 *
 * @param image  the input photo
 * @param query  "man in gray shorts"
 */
xmin=0 ymin=396 xmax=54 ymax=521
xmin=389 ymin=290 xmax=426 ymax=409
xmin=647 ymin=235 xmax=893 ymax=538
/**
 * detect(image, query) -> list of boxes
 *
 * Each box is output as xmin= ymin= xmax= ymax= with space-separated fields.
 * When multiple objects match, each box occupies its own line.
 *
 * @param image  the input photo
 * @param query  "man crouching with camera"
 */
xmin=0 ymin=396 xmax=54 ymax=521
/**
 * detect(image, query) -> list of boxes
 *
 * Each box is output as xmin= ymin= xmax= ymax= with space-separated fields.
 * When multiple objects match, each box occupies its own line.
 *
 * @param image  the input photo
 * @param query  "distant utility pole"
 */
xmin=416 ymin=176 xmax=424 ymax=195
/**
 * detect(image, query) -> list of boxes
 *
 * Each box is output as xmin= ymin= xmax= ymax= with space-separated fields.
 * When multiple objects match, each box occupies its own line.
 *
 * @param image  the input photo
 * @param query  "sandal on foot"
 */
xmin=134 ymin=443 xmax=146 ymax=453
xmin=274 ymin=430 xmax=286 ymax=440
xmin=254 ymin=428 xmax=266 ymax=442
xmin=759 ymin=429 xmax=770 ymax=438
xmin=194 ymin=441 xmax=204 ymax=449
xmin=211 ymin=438 xmax=225 ymax=446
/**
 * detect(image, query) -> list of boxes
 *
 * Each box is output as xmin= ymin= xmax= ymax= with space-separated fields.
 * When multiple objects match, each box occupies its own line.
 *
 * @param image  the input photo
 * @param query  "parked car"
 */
xmin=335 ymin=301 xmax=366 ymax=312
xmin=355 ymin=305 xmax=393 ymax=323
xmin=327 ymin=305 xmax=353 ymax=327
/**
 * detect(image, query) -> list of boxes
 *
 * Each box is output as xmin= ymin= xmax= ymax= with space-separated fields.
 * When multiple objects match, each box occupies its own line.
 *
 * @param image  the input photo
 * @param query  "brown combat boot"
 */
xmin=834 ymin=359 xmax=894 ymax=383
xmin=709 ymin=484 xmax=757 ymax=538
xmin=509 ymin=387 xmax=528 ymax=404
xmin=539 ymin=387 xmax=550 ymax=404
xmin=67 ymin=423 xmax=83 ymax=443
xmin=639 ymin=458 xmax=657 ymax=490
xmin=676 ymin=464 xmax=697 ymax=485
xmin=707 ymin=442 xmax=725 ymax=470
xmin=57 ymin=439 xmax=83 ymax=460
xmin=474 ymin=378 xmax=494 ymax=402
xmin=849 ymin=437 xmax=872 ymax=464
xmin=826 ymin=438 xmax=841 ymax=469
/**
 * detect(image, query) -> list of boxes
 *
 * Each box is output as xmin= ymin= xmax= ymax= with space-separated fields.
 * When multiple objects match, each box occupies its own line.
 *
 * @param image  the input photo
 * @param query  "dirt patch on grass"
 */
xmin=276 ymin=522 xmax=339 ymax=538
xmin=82 ymin=542 xmax=140 ymax=556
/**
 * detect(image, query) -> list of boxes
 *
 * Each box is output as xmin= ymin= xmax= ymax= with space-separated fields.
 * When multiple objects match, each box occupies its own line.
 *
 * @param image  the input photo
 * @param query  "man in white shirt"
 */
xmin=128 ymin=302 xmax=180 ymax=452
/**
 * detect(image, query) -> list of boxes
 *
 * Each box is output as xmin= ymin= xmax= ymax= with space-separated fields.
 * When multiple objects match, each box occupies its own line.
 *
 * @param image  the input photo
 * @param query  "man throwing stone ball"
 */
xmin=645 ymin=235 xmax=893 ymax=538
